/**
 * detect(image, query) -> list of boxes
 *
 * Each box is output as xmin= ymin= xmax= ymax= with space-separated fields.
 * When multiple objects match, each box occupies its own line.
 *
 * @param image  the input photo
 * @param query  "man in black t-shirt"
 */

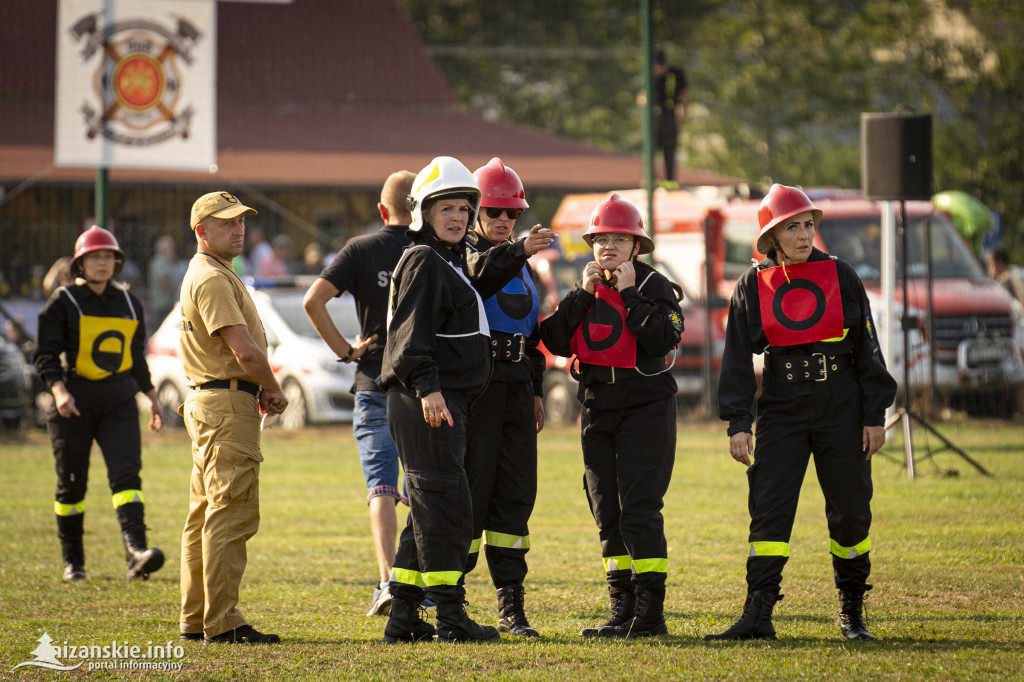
xmin=303 ymin=170 xmax=416 ymax=617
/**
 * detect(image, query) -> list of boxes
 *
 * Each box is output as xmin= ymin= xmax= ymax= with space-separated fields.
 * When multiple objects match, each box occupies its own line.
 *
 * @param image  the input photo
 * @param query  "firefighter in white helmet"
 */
xmin=379 ymin=156 xmax=548 ymax=643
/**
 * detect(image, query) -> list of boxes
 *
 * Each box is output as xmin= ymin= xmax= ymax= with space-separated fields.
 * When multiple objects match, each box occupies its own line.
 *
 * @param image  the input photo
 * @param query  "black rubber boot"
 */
xmin=433 ymin=586 xmax=500 ymax=642
xmin=382 ymin=597 xmax=436 ymax=643
xmin=598 ymin=582 xmax=668 ymax=638
xmin=580 ymin=569 xmax=634 ymax=637
xmin=57 ymin=513 xmax=86 ymax=580
xmin=115 ymin=502 xmax=164 ymax=580
xmin=703 ymin=591 xmax=782 ymax=641
xmin=839 ymin=590 xmax=874 ymax=641
xmin=497 ymin=585 xmax=539 ymax=637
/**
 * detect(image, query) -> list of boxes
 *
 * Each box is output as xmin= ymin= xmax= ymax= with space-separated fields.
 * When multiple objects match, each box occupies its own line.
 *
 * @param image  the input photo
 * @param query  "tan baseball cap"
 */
xmin=190 ymin=191 xmax=258 ymax=229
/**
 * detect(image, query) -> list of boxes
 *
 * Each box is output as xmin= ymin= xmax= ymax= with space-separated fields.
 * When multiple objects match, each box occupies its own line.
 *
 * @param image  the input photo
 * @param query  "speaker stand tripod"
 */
xmin=878 ymin=200 xmax=991 ymax=479
xmin=882 ymin=406 xmax=990 ymax=478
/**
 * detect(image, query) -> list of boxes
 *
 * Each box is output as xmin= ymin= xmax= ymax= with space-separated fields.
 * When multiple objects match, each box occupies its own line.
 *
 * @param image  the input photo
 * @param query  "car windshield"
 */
xmin=818 ymin=213 xmax=986 ymax=281
xmin=723 ymin=217 xmax=759 ymax=281
xmin=265 ymin=290 xmax=360 ymax=339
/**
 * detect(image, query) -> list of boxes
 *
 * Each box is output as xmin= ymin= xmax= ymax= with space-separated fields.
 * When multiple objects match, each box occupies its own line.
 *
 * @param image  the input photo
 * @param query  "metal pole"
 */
xmin=900 ymin=200 xmax=916 ymax=479
xmin=880 ymin=200 xmax=896 ymax=423
xmin=640 ymin=0 xmax=654 ymax=255
xmin=703 ymin=215 xmax=715 ymax=416
xmin=95 ymin=0 xmax=112 ymax=231
xmin=95 ymin=167 xmax=108 ymax=228
xmin=925 ymin=213 xmax=936 ymax=415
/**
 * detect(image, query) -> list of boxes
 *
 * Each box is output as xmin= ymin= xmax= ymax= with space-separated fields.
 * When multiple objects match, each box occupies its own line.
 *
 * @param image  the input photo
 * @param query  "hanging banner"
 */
xmin=54 ymin=0 xmax=216 ymax=171
xmin=757 ymin=259 xmax=845 ymax=347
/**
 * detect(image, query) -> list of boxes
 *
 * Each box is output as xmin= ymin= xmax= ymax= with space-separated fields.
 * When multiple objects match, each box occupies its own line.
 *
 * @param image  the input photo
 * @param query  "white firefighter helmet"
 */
xmin=407 ymin=156 xmax=481 ymax=232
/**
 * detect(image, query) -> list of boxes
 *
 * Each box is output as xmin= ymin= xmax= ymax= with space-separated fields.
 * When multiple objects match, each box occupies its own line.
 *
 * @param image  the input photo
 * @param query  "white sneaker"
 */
xmin=366 ymin=582 xmax=393 ymax=616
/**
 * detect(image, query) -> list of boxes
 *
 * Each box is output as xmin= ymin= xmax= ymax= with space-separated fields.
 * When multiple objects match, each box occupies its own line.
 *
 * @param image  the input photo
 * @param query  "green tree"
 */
xmin=918 ymin=0 xmax=1024 ymax=256
xmin=401 ymin=0 xmax=1022 ymax=259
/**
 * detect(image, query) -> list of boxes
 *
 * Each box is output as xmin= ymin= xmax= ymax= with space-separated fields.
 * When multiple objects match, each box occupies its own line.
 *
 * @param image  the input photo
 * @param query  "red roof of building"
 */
xmin=0 ymin=0 xmax=742 ymax=189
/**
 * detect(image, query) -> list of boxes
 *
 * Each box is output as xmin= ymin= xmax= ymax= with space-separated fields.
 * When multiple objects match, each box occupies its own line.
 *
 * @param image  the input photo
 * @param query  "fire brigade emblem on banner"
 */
xmin=71 ymin=13 xmax=199 ymax=145
xmin=55 ymin=0 xmax=216 ymax=170
xmin=757 ymin=259 xmax=844 ymax=346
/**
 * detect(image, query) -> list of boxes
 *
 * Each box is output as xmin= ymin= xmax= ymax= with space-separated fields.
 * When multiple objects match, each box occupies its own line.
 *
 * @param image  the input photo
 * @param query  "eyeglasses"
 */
xmin=593 ymin=235 xmax=635 ymax=247
xmin=483 ymin=207 xmax=523 ymax=220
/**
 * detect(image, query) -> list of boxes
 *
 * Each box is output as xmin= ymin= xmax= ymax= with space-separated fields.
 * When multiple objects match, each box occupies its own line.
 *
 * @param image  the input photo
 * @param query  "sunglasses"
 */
xmin=483 ymin=207 xmax=523 ymax=220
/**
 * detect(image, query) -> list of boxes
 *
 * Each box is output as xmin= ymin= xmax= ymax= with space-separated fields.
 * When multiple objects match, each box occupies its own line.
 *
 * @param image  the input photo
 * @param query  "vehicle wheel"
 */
xmin=158 ymin=381 xmax=185 ymax=429
xmin=280 ymin=379 xmax=308 ymax=430
xmin=1 ymin=416 xmax=25 ymax=440
xmin=543 ymin=371 xmax=579 ymax=427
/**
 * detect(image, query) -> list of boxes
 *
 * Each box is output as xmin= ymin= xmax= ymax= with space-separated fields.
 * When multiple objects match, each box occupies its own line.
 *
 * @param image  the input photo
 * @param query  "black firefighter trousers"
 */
xmin=581 ymin=395 xmax=676 ymax=591
xmin=49 ymin=377 xmax=143 ymax=505
xmin=386 ymin=387 xmax=472 ymax=602
xmin=464 ymin=379 xmax=537 ymax=588
xmin=746 ymin=371 xmax=873 ymax=597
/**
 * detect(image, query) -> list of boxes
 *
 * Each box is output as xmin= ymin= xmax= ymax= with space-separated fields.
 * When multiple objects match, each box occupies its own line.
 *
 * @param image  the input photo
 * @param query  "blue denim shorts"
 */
xmin=354 ymin=391 xmax=404 ymax=505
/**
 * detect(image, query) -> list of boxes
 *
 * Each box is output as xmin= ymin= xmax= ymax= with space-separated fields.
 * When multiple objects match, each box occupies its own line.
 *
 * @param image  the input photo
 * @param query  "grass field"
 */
xmin=1 ymin=418 xmax=1022 ymax=680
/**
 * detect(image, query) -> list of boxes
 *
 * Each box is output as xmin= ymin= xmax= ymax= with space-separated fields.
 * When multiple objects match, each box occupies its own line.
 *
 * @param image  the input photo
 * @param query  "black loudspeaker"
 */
xmin=861 ymin=113 xmax=933 ymax=201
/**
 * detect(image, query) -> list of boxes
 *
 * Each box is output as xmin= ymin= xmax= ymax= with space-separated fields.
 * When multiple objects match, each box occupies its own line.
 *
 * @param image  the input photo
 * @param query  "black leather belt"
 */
xmin=491 ymin=332 xmax=526 ymax=363
xmin=766 ymin=352 xmax=852 ymax=383
xmin=194 ymin=379 xmax=260 ymax=396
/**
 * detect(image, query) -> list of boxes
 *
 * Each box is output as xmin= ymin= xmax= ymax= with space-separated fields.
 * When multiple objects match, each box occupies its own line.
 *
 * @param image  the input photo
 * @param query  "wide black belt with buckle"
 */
xmin=194 ymin=379 xmax=260 ymax=397
xmin=767 ymin=352 xmax=852 ymax=383
xmin=491 ymin=331 xmax=526 ymax=362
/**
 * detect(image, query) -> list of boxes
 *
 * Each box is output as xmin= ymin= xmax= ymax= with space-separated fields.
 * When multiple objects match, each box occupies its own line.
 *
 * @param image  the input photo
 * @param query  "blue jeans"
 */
xmin=354 ymin=391 xmax=404 ymax=504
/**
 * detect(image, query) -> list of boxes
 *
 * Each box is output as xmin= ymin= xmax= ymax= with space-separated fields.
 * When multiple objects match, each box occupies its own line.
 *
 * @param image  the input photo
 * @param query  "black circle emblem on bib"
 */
xmin=582 ymin=297 xmax=623 ymax=351
xmin=496 ymin=272 xmax=534 ymax=320
xmin=92 ymin=330 xmax=127 ymax=372
xmin=772 ymin=279 xmax=826 ymax=331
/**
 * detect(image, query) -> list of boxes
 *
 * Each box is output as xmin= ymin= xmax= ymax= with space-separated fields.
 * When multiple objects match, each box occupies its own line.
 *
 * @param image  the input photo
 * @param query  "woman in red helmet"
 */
xmin=706 ymin=184 xmax=897 ymax=642
xmin=461 ymin=158 xmax=554 ymax=637
xmin=540 ymin=193 xmax=684 ymax=639
xmin=35 ymin=226 xmax=165 ymax=582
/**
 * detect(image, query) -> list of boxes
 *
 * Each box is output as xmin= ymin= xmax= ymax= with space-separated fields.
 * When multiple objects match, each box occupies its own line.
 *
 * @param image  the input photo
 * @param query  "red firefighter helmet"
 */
xmin=583 ymin=193 xmax=654 ymax=254
xmin=70 ymin=226 xmax=126 ymax=278
xmin=473 ymin=157 xmax=529 ymax=209
xmin=756 ymin=184 xmax=822 ymax=254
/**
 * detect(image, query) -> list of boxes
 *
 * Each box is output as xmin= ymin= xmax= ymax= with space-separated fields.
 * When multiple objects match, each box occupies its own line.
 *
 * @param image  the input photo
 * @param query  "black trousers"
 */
xmin=464 ymin=379 xmax=537 ymax=588
xmin=581 ymin=395 xmax=676 ymax=590
xmin=656 ymin=114 xmax=679 ymax=183
xmin=387 ymin=387 xmax=472 ymax=597
xmin=746 ymin=371 xmax=873 ymax=595
xmin=48 ymin=377 xmax=142 ymax=505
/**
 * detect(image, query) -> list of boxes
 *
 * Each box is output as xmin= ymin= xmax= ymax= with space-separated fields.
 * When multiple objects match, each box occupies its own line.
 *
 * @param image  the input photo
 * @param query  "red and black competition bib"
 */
xmin=757 ymin=259 xmax=844 ymax=347
xmin=570 ymin=283 xmax=637 ymax=368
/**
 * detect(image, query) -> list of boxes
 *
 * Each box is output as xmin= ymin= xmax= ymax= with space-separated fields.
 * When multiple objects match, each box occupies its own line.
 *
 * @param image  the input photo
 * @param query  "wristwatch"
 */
xmin=337 ymin=346 xmax=354 ymax=363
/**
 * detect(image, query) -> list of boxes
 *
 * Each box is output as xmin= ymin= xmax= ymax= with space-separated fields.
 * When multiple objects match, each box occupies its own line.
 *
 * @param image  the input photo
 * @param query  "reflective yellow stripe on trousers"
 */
xmin=603 ymin=555 xmax=633 ymax=572
xmin=483 ymin=530 xmax=530 ymax=550
xmin=749 ymin=541 xmax=790 ymax=557
xmin=54 ymin=500 xmax=85 ymax=516
xmin=633 ymin=558 xmax=668 ymax=574
xmin=830 ymin=536 xmax=871 ymax=559
xmin=111 ymin=489 xmax=145 ymax=509
xmin=390 ymin=567 xmax=425 ymax=588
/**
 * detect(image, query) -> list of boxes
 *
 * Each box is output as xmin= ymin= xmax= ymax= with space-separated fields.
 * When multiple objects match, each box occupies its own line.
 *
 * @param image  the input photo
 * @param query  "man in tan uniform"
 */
xmin=178 ymin=191 xmax=288 ymax=644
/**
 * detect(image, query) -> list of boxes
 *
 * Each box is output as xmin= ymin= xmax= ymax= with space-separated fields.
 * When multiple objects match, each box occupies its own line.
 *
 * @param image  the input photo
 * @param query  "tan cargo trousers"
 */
xmin=178 ymin=388 xmax=263 ymax=638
